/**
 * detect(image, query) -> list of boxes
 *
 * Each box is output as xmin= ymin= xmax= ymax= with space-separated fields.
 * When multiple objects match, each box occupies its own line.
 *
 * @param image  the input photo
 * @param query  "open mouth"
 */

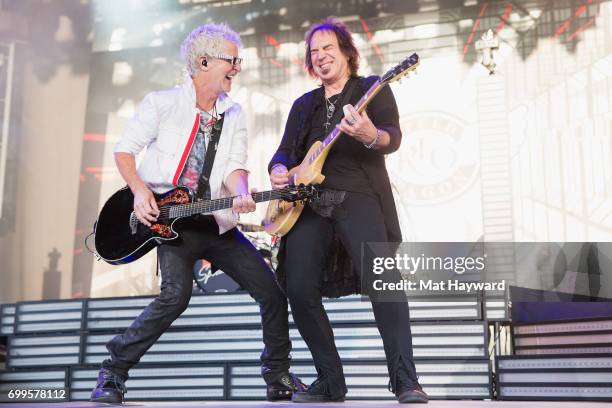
xmin=318 ymin=62 xmax=332 ymax=73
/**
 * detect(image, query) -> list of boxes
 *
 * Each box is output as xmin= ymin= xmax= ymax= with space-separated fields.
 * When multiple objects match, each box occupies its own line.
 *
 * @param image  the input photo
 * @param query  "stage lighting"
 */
xmin=513 ymin=318 xmax=612 ymax=355
xmin=85 ymin=292 xmax=483 ymax=332
xmin=229 ymin=360 xmax=491 ymax=399
xmin=70 ymin=365 xmax=225 ymax=401
xmin=0 ymin=368 xmax=69 ymax=402
xmin=497 ymin=355 xmax=612 ymax=401
xmin=83 ymin=320 xmax=487 ymax=366
xmin=14 ymin=299 xmax=84 ymax=334
xmin=0 ymin=304 xmax=15 ymax=335
xmin=7 ymin=334 xmax=81 ymax=368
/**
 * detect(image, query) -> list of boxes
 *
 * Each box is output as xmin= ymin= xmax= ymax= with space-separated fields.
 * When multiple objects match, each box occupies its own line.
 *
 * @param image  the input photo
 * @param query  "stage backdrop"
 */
xmin=70 ymin=0 xmax=612 ymax=298
xmin=2 ymin=1 xmax=609 ymax=302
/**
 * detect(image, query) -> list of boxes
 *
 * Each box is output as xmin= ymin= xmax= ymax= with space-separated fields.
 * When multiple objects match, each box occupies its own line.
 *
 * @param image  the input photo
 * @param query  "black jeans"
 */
xmin=283 ymin=192 xmax=417 ymax=398
xmin=102 ymin=216 xmax=291 ymax=380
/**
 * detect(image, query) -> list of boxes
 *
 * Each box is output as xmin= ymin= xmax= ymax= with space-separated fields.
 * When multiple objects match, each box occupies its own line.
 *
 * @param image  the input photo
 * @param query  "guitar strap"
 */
xmin=325 ymin=77 xmax=359 ymax=137
xmin=306 ymin=78 xmax=359 ymax=218
xmin=294 ymin=77 xmax=360 ymax=163
xmin=196 ymin=112 xmax=226 ymax=201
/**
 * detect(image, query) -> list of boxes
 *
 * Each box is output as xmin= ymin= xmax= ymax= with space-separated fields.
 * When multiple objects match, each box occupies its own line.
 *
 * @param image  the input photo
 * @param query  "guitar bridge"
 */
xmin=129 ymin=212 xmax=138 ymax=235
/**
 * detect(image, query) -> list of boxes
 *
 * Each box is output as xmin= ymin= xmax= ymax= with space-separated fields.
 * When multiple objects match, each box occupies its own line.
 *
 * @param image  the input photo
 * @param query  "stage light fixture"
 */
xmin=70 ymin=365 xmax=225 ymax=401
xmin=497 ymin=355 xmax=612 ymax=401
xmin=229 ymin=360 xmax=491 ymax=400
xmin=0 ymin=368 xmax=69 ymax=402
xmin=14 ymin=300 xmax=84 ymax=334
xmin=514 ymin=318 xmax=612 ymax=355
xmin=7 ymin=334 xmax=81 ymax=368
xmin=0 ymin=304 xmax=15 ymax=335
xmin=86 ymin=292 xmax=482 ymax=332
xmin=83 ymin=321 xmax=486 ymax=366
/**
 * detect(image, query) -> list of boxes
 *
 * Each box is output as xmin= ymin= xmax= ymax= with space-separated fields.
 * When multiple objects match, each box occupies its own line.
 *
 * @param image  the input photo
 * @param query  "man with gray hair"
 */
xmin=90 ymin=23 xmax=305 ymax=404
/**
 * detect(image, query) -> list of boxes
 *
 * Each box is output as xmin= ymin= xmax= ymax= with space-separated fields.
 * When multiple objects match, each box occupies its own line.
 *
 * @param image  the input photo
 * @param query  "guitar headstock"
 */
xmin=380 ymin=53 xmax=420 ymax=85
xmin=279 ymin=184 xmax=318 ymax=202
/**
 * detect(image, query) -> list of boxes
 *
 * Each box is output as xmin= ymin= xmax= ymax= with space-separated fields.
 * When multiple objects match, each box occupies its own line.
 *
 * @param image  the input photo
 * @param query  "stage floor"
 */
xmin=0 ymin=401 xmax=608 ymax=407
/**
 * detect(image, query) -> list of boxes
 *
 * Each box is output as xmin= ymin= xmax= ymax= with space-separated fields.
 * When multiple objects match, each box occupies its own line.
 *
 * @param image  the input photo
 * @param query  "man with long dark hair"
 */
xmin=269 ymin=17 xmax=428 ymax=404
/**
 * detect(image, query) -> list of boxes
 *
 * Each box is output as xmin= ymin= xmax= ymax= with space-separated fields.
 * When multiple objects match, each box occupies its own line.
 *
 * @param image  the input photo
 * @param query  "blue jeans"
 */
xmin=102 ymin=216 xmax=291 ymax=380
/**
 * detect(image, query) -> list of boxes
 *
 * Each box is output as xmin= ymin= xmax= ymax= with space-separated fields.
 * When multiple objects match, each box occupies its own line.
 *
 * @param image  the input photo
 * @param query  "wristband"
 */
xmin=270 ymin=163 xmax=286 ymax=172
xmin=364 ymin=128 xmax=381 ymax=149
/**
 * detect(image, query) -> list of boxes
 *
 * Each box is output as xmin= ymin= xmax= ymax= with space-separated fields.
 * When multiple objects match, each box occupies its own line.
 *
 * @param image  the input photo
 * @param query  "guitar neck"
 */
xmin=317 ymin=79 xmax=385 ymax=156
xmin=168 ymin=190 xmax=285 ymax=219
xmin=298 ymin=53 xmax=418 ymax=170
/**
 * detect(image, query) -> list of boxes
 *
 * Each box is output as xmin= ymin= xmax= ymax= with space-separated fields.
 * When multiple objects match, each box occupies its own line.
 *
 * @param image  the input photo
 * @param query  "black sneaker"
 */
xmin=266 ymin=371 xmax=308 ymax=401
xmin=90 ymin=368 xmax=127 ymax=404
xmin=389 ymin=372 xmax=428 ymax=404
xmin=291 ymin=376 xmax=346 ymax=403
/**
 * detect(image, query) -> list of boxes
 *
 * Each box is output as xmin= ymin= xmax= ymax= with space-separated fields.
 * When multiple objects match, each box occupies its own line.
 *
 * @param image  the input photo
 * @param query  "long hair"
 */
xmin=304 ymin=16 xmax=360 ymax=78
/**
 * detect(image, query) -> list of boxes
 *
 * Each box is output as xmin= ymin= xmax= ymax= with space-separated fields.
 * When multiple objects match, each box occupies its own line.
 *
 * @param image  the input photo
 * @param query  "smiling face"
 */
xmin=197 ymin=40 xmax=241 ymax=96
xmin=309 ymin=30 xmax=350 ymax=86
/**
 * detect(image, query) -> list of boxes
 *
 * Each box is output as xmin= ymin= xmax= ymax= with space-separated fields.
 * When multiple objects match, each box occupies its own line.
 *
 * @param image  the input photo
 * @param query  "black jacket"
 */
xmin=269 ymin=76 xmax=403 ymax=298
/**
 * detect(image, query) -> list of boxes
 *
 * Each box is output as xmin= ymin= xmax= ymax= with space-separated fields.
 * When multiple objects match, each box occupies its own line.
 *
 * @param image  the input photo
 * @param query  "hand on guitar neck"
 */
xmin=337 ymin=104 xmax=390 ymax=149
xmin=270 ymin=164 xmax=290 ymax=189
xmin=226 ymin=168 xmax=257 ymax=214
xmin=231 ymin=188 xmax=258 ymax=214
xmin=263 ymin=53 xmax=420 ymax=236
xmin=133 ymin=184 xmax=257 ymax=226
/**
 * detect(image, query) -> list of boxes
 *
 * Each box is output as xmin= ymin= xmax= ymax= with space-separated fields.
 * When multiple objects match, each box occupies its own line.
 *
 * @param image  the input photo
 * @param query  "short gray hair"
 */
xmin=181 ymin=23 xmax=242 ymax=76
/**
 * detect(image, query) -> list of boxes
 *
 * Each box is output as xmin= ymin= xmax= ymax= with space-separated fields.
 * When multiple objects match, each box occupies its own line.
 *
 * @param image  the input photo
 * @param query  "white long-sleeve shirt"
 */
xmin=115 ymin=79 xmax=249 ymax=234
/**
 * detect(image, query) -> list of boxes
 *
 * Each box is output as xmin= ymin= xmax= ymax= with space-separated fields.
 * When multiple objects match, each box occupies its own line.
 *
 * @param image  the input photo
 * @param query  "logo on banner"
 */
xmin=389 ymin=111 xmax=479 ymax=205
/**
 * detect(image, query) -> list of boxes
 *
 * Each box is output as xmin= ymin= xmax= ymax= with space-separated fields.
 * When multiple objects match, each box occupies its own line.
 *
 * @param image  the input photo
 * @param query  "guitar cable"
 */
xmin=84 ymin=229 xmax=100 ymax=260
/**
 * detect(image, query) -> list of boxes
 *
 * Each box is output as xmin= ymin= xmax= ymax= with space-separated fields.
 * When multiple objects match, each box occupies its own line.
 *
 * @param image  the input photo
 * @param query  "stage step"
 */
xmin=0 ymin=367 xmax=69 ymax=402
xmin=1 ymin=293 xmax=483 ymax=335
xmin=3 ymin=292 xmax=483 ymax=335
xmin=64 ymin=359 xmax=491 ymax=401
xmin=5 ymin=321 xmax=486 ymax=368
xmin=1 ymin=293 xmax=491 ymax=401
xmin=496 ymin=354 xmax=612 ymax=401
xmin=70 ymin=364 xmax=225 ymax=401
xmin=513 ymin=317 xmax=612 ymax=355
xmin=81 ymin=322 xmax=486 ymax=367
xmin=0 ymin=304 xmax=15 ymax=335
xmin=85 ymin=292 xmax=482 ymax=332
xmin=484 ymin=292 xmax=508 ymax=320
xmin=12 ymin=300 xmax=84 ymax=334
xmin=7 ymin=333 xmax=81 ymax=368
xmin=228 ymin=360 xmax=491 ymax=400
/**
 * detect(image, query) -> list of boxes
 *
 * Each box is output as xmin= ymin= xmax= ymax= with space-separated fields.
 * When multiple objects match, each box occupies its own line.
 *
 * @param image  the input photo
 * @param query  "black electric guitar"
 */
xmin=93 ymin=185 xmax=316 ymax=265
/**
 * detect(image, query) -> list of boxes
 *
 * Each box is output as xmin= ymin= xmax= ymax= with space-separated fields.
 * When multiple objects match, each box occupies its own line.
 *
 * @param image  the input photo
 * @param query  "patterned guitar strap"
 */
xmin=196 ymin=112 xmax=226 ymax=201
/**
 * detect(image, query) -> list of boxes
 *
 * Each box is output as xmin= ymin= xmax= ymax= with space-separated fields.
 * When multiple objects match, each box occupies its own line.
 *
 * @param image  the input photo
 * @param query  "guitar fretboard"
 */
xmin=167 ymin=190 xmax=287 ymax=219
xmin=307 ymin=79 xmax=383 ymax=165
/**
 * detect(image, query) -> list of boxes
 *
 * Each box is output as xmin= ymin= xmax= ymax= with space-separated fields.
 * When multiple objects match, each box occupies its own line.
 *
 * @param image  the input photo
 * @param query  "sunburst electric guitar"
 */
xmin=263 ymin=53 xmax=420 ymax=236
